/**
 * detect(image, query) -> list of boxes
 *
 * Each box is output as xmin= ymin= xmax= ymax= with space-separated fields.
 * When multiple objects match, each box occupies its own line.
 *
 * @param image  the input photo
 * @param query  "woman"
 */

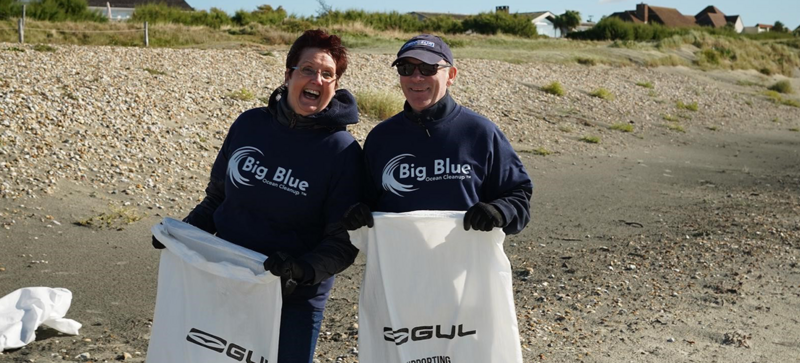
xmin=153 ymin=29 xmax=363 ymax=362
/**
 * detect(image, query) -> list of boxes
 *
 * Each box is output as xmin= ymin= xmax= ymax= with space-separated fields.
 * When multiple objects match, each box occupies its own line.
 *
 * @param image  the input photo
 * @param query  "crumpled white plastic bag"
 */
xmin=0 ymin=287 xmax=82 ymax=351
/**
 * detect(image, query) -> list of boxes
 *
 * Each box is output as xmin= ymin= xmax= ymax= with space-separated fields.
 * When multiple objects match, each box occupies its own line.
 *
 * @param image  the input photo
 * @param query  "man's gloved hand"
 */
xmin=464 ymin=202 xmax=505 ymax=232
xmin=341 ymin=202 xmax=374 ymax=230
xmin=263 ymin=252 xmax=307 ymax=296
xmin=152 ymin=235 xmax=166 ymax=249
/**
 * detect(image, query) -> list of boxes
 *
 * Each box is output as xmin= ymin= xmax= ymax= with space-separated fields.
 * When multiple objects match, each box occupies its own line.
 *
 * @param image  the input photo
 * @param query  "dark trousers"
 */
xmin=277 ymin=306 xmax=324 ymax=363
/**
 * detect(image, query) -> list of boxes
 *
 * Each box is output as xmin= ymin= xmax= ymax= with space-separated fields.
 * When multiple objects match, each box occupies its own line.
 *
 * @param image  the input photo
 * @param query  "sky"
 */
xmin=184 ymin=0 xmax=800 ymax=29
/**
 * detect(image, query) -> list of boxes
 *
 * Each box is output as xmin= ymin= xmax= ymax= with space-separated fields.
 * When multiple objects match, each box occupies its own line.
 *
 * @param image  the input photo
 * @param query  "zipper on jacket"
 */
xmin=418 ymin=121 xmax=431 ymax=137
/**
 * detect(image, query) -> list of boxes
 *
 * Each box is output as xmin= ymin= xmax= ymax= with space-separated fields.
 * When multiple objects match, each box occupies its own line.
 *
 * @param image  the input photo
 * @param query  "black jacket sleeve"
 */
xmin=485 ymin=128 xmax=533 ymax=235
xmin=297 ymin=222 xmax=360 ymax=285
xmin=182 ymin=176 xmax=225 ymax=234
xmin=183 ymin=122 xmax=235 ymax=234
xmin=296 ymin=140 xmax=364 ymax=285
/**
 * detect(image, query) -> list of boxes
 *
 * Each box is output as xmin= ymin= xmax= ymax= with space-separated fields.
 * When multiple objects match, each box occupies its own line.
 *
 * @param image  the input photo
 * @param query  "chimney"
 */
xmin=636 ymin=3 xmax=649 ymax=23
xmin=496 ymin=5 xmax=509 ymax=14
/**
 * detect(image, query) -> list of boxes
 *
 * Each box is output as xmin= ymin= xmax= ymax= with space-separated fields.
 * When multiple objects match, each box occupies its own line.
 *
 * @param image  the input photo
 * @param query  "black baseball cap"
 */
xmin=391 ymin=34 xmax=454 ymax=66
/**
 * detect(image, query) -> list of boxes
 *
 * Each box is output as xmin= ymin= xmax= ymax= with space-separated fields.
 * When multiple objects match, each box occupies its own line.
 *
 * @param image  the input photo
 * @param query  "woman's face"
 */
xmin=284 ymin=47 xmax=337 ymax=117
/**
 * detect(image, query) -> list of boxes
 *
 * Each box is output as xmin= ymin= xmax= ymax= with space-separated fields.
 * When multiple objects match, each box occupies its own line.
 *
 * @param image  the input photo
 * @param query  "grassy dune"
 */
xmin=2 ymin=19 xmax=799 ymax=76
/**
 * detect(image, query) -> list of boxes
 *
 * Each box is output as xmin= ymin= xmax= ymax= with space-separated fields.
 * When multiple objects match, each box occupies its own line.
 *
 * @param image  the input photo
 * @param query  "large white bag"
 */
xmin=349 ymin=211 xmax=523 ymax=363
xmin=0 ymin=287 xmax=81 ymax=351
xmin=147 ymin=218 xmax=282 ymax=363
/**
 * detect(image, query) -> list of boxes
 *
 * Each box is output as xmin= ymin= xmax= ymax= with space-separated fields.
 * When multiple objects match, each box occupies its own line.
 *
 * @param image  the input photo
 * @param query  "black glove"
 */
xmin=263 ymin=252 xmax=307 ymax=296
xmin=152 ymin=235 xmax=165 ymax=249
xmin=464 ymin=202 xmax=505 ymax=232
xmin=341 ymin=202 xmax=374 ymax=230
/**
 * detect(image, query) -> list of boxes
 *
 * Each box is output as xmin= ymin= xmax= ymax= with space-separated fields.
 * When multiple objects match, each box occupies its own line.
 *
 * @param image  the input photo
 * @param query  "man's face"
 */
xmin=397 ymin=57 xmax=457 ymax=113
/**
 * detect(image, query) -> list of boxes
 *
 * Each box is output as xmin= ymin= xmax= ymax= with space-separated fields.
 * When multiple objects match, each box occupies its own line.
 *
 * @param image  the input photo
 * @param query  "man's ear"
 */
xmin=446 ymin=66 xmax=458 ymax=87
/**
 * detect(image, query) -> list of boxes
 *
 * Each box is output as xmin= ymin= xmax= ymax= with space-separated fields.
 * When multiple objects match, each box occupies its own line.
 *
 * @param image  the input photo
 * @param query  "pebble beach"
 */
xmin=1 ymin=43 xmax=800 ymax=363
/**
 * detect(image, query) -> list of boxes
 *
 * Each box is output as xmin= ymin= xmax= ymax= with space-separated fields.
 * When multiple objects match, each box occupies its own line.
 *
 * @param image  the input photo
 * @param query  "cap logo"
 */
xmin=401 ymin=40 xmax=436 ymax=51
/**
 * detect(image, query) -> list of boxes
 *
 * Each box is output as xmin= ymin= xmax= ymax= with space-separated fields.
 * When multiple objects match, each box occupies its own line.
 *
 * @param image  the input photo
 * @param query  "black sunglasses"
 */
xmin=395 ymin=62 xmax=451 ymax=77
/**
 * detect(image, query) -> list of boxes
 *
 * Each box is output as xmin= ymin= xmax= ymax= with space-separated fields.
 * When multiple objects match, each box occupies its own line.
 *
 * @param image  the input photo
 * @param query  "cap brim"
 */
xmin=391 ymin=49 xmax=445 ymax=66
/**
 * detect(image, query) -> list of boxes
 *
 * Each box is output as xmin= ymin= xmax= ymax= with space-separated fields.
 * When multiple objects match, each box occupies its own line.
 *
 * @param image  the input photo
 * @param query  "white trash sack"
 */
xmin=147 ymin=218 xmax=282 ymax=363
xmin=349 ymin=211 xmax=523 ymax=363
xmin=0 ymin=287 xmax=81 ymax=351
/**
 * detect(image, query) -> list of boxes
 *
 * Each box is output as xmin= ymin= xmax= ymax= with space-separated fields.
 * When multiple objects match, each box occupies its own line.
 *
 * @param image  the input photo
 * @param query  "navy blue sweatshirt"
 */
xmin=183 ymin=87 xmax=363 ymax=311
xmin=363 ymin=93 xmax=532 ymax=234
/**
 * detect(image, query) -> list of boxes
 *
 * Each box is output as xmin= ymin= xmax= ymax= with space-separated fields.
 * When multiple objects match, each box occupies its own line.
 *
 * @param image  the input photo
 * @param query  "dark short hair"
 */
xmin=285 ymin=29 xmax=348 ymax=80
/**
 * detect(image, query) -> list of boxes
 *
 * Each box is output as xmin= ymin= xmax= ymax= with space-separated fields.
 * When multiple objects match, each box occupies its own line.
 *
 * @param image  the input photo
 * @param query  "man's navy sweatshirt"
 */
xmin=363 ymin=93 xmax=533 ymax=234
xmin=183 ymin=88 xmax=364 ymax=311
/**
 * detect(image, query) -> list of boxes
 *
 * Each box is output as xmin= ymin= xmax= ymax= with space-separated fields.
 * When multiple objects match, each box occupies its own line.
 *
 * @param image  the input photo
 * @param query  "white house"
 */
xmin=86 ymin=0 xmax=193 ymax=21
xmin=575 ymin=21 xmax=596 ymax=32
xmin=518 ymin=11 xmax=561 ymax=38
xmin=743 ymin=23 xmax=773 ymax=34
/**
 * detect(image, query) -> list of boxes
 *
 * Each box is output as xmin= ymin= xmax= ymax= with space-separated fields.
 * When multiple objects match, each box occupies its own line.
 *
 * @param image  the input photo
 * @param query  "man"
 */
xmin=342 ymin=34 xmax=532 ymax=233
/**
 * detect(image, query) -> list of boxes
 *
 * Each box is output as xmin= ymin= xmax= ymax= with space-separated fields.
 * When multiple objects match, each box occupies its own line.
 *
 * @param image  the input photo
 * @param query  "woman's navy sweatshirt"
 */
xmin=363 ymin=93 xmax=533 ymax=234
xmin=183 ymin=87 xmax=363 ymax=311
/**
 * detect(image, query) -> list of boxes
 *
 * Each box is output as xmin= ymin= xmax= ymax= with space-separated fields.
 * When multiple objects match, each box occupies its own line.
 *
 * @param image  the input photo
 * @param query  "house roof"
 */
xmin=518 ymin=11 xmax=555 ymax=21
xmin=647 ymin=5 xmax=696 ymax=27
xmin=408 ymin=12 xmax=470 ymax=20
xmin=696 ymin=6 xmax=723 ymax=16
xmin=609 ymin=11 xmax=645 ymax=24
xmin=755 ymin=23 xmax=773 ymax=28
xmin=725 ymin=15 xmax=740 ymax=23
xmin=611 ymin=4 xmax=740 ymax=29
xmin=87 ymin=0 xmax=193 ymax=10
xmin=695 ymin=12 xmax=728 ymax=27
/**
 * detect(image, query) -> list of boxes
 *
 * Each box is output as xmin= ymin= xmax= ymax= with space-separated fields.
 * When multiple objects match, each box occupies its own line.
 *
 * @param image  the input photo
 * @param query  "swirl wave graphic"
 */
xmin=227 ymin=146 xmax=264 ymax=188
xmin=382 ymin=154 xmax=418 ymax=197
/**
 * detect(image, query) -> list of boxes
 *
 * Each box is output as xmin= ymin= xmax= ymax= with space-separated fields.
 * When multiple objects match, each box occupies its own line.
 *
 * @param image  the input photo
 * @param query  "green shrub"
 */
xmin=580 ymin=135 xmax=600 ymax=143
xmin=609 ymin=123 xmax=634 ymax=132
xmin=768 ymin=80 xmax=794 ymax=94
xmin=25 ymin=0 xmax=106 ymax=22
xmin=0 ymin=0 xmax=21 ymax=20
xmin=318 ymin=10 xmax=422 ymax=33
xmin=676 ymin=101 xmax=699 ymax=111
xmin=782 ymin=98 xmax=800 ymax=108
xmin=576 ymin=57 xmax=597 ymax=66
xmin=423 ymin=16 xmax=464 ymax=34
xmin=144 ymin=67 xmax=166 ymax=75
xmin=763 ymin=90 xmax=783 ymax=103
xmin=227 ymin=88 xmax=255 ymax=101
xmin=541 ymin=81 xmax=565 ymax=96
xmin=589 ymin=88 xmax=614 ymax=100
xmin=532 ymin=147 xmax=551 ymax=156
xmin=667 ymin=123 xmax=685 ymax=132
xmin=355 ymin=89 xmax=404 ymax=120
xmin=461 ymin=11 xmax=537 ymax=38
xmin=132 ymin=3 xmax=231 ymax=28
xmin=232 ymin=5 xmax=286 ymax=26
xmin=662 ymin=114 xmax=678 ymax=121
xmin=736 ymin=79 xmax=760 ymax=87
xmin=636 ymin=81 xmax=654 ymax=89
xmin=33 ymin=44 xmax=56 ymax=52
xmin=567 ymin=17 xmax=683 ymax=41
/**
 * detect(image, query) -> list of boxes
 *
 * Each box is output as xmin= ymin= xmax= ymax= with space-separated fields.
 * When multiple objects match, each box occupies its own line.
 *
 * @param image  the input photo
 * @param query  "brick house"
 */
xmin=609 ymin=3 xmax=743 ymax=33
